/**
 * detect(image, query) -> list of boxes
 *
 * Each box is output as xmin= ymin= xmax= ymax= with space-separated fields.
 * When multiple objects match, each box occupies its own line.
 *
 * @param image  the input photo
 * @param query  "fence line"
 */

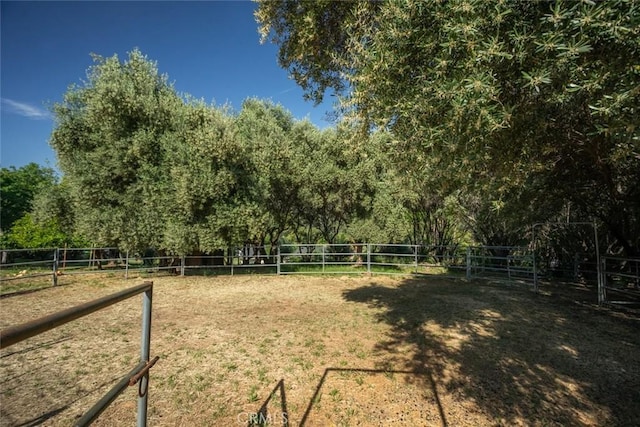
xmin=0 ymin=281 xmax=156 ymax=426
xmin=2 ymin=243 xmax=605 ymax=294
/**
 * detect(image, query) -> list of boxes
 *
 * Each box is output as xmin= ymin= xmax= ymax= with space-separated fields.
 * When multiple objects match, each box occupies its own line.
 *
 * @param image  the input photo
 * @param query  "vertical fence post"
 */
xmin=137 ymin=285 xmax=153 ymax=427
xmin=277 ymin=245 xmax=281 ymax=275
xmin=52 ymin=248 xmax=59 ymax=286
xmin=466 ymin=247 xmax=471 ymax=280
xmin=598 ymin=257 xmax=606 ymax=306
xmin=125 ymin=251 xmax=129 ymax=280
xmin=180 ymin=255 xmax=185 ymax=277
xmin=231 ymin=248 xmax=234 ymax=276
xmin=367 ymin=244 xmax=371 ymax=274
xmin=532 ymin=251 xmax=538 ymax=292
xmin=414 ymin=245 xmax=418 ymax=274
xmin=593 ymin=221 xmax=601 ymax=304
xmin=322 ymin=245 xmax=325 ymax=273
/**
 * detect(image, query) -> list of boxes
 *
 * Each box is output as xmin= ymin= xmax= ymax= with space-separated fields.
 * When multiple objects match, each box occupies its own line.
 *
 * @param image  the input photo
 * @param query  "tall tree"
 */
xmin=289 ymin=122 xmax=376 ymax=244
xmin=163 ymin=99 xmax=252 ymax=254
xmin=50 ymin=49 xmax=183 ymax=251
xmin=256 ymin=0 xmax=640 ymax=255
xmin=235 ymin=98 xmax=300 ymax=253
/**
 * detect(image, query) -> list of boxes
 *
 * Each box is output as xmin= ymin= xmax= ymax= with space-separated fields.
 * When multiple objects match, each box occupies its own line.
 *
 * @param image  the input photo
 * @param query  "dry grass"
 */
xmin=1 ymin=274 xmax=639 ymax=426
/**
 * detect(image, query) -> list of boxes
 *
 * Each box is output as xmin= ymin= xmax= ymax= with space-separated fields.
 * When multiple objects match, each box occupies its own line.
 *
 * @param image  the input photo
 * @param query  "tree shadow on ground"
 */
xmin=343 ymin=278 xmax=640 ymax=426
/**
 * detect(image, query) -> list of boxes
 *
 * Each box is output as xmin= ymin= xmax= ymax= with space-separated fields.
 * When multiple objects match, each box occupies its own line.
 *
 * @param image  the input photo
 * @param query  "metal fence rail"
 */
xmin=2 ymin=243 xmax=604 ymax=295
xmin=467 ymin=246 xmax=535 ymax=283
xmin=1 ymin=244 xmax=537 ymax=284
xmin=279 ymin=244 xmax=365 ymax=274
xmin=599 ymin=256 xmax=640 ymax=307
xmin=0 ymin=281 xmax=156 ymax=426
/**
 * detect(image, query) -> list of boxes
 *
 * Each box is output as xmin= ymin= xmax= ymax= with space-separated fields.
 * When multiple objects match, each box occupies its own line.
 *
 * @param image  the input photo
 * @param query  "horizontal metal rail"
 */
xmin=75 ymin=360 xmax=148 ymax=426
xmin=0 ymin=281 xmax=156 ymax=426
xmin=0 ymin=259 xmax=54 ymax=268
xmin=0 ymin=282 xmax=152 ymax=349
xmin=0 ymin=247 xmax=57 ymax=253
xmin=0 ymin=272 xmax=53 ymax=282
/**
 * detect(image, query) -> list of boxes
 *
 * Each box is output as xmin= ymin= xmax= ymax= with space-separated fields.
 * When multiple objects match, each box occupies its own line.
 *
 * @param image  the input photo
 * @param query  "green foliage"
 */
xmin=31 ymin=180 xmax=76 ymax=234
xmin=0 ymin=163 xmax=57 ymax=232
xmin=51 ymin=49 xmax=183 ymax=252
xmin=165 ymin=99 xmax=252 ymax=252
xmin=236 ymin=98 xmax=300 ymax=250
xmin=49 ymin=49 xmax=385 ymax=253
xmin=257 ymin=0 xmax=640 ymax=254
xmin=7 ymin=214 xmax=68 ymax=248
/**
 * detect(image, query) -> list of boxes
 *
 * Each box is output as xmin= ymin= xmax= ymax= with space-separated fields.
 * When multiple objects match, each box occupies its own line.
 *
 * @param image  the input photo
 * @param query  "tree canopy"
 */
xmin=47 ymin=50 xmax=405 ymax=254
xmin=256 ymin=0 xmax=640 ymax=255
xmin=34 ymin=1 xmax=640 ymax=260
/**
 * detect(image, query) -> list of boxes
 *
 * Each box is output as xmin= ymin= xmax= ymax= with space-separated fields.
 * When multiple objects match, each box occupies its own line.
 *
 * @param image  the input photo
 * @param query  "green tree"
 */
xmin=257 ymin=0 xmax=640 ymax=255
xmin=50 ymin=49 xmax=183 ymax=251
xmin=236 ymin=98 xmax=301 ymax=255
xmin=345 ymin=130 xmax=411 ymax=245
xmin=289 ymin=122 xmax=376 ymax=244
xmin=7 ymin=214 xmax=68 ymax=248
xmin=163 ymin=99 xmax=252 ymax=254
xmin=0 ymin=163 xmax=57 ymax=233
xmin=30 ymin=179 xmax=88 ymax=247
xmin=31 ymin=180 xmax=75 ymax=233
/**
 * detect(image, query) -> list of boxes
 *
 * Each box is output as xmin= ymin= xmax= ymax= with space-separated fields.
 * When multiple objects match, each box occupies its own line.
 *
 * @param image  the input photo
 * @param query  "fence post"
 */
xmin=52 ymin=248 xmax=59 ymax=286
xmin=367 ymin=244 xmax=371 ymax=274
xmin=137 ymin=286 xmax=153 ymax=427
xmin=180 ymin=255 xmax=185 ymax=277
xmin=532 ymin=249 xmax=538 ymax=292
xmin=277 ymin=245 xmax=281 ymax=275
xmin=414 ymin=245 xmax=418 ymax=274
xmin=322 ymin=245 xmax=325 ymax=273
xmin=598 ymin=257 xmax=606 ymax=306
xmin=466 ymin=247 xmax=471 ymax=280
xmin=592 ymin=220 xmax=602 ymax=302
xmin=125 ymin=251 xmax=129 ymax=280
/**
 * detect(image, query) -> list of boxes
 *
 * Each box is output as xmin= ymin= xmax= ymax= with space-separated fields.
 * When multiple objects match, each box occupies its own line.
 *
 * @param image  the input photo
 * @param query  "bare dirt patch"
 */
xmin=1 ymin=275 xmax=638 ymax=426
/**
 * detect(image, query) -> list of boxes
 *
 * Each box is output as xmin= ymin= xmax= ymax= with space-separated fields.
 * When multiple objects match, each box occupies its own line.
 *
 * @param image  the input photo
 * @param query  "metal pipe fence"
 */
xmin=466 ymin=246 xmax=535 ymax=282
xmin=0 ymin=281 xmax=156 ymax=426
xmin=2 ymin=243 xmax=606 ymax=294
xmin=598 ymin=256 xmax=640 ymax=307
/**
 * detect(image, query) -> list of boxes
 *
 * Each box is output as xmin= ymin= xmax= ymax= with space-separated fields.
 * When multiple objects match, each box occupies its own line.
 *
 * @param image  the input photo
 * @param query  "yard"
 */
xmin=1 ymin=274 xmax=638 ymax=426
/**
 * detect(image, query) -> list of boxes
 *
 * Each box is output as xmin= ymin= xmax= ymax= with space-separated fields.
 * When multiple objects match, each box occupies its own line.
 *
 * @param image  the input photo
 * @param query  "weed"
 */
xmin=248 ymin=385 xmax=259 ymax=403
xmin=313 ymin=391 xmax=323 ymax=408
xmin=223 ymin=362 xmax=238 ymax=372
xmin=257 ymin=367 xmax=268 ymax=383
xmin=167 ymin=374 xmax=177 ymax=389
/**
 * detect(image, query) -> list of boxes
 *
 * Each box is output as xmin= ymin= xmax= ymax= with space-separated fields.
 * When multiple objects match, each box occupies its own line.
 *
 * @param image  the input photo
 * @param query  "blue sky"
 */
xmin=1 ymin=0 xmax=336 ymax=170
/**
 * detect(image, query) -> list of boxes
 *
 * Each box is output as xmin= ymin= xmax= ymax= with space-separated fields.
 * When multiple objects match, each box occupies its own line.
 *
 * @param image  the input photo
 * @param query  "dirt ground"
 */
xmin=1 ymin=274 xmax=638 ymax=426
